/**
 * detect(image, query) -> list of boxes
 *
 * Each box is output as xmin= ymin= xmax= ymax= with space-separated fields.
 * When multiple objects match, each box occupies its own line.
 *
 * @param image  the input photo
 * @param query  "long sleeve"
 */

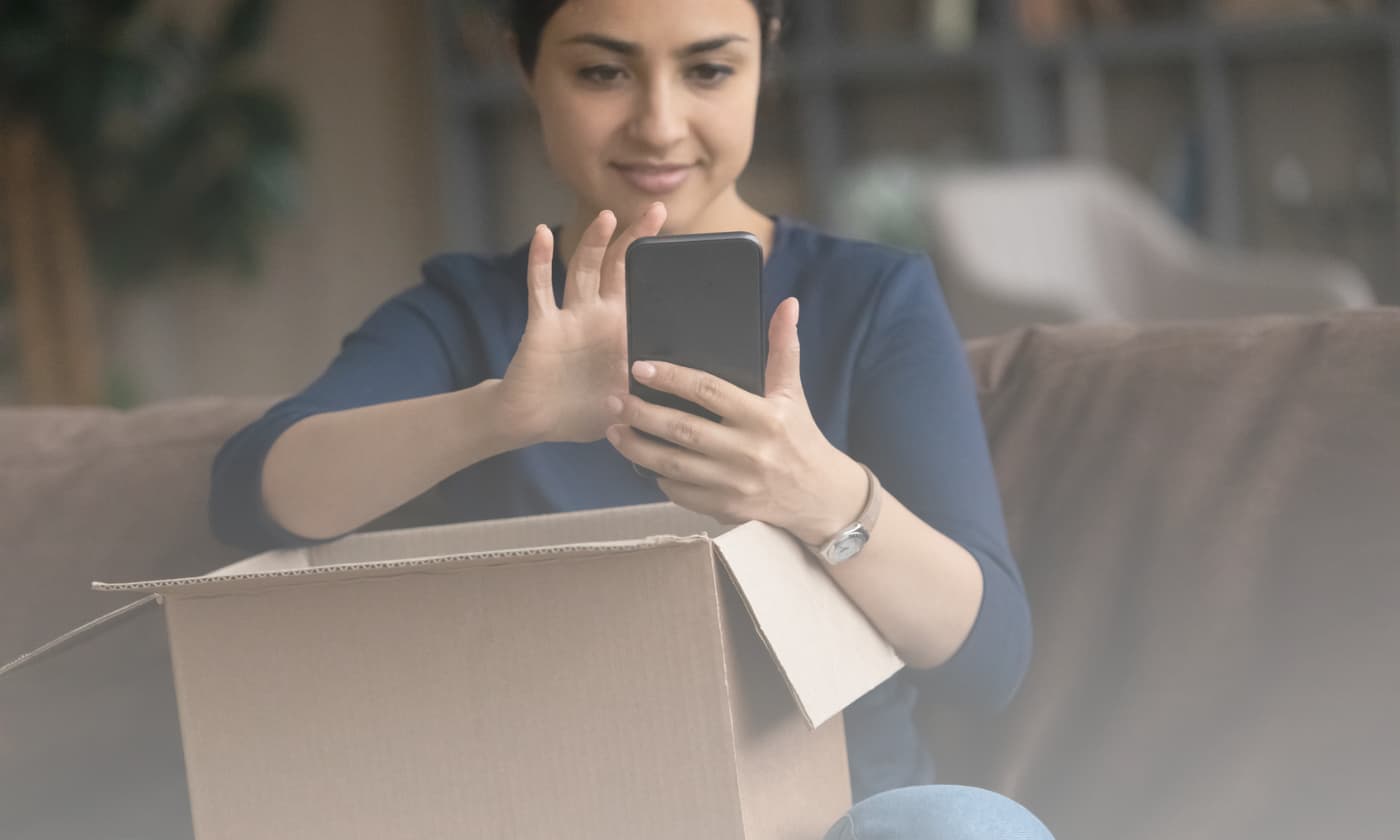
xmin=209 ymin=284 xmax=471 ymax=555
xmin=849 ymin=253 xmax=1032 ymax=711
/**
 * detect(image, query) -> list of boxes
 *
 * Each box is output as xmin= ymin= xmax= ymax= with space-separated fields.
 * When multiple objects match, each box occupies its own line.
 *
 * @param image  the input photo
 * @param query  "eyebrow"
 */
xmin=561 ymin=33 xmax=749 ymax=58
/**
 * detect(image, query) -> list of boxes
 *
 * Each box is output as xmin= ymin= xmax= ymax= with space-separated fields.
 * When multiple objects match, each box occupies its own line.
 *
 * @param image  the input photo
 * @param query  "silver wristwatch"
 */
xmin=807 ymin=464 xmax=882 ymax=566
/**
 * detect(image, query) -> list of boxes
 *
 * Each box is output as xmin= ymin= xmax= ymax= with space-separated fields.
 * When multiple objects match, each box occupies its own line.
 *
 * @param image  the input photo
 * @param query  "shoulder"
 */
xmin=336 ymin=246 xmax=527 ymax=353
xmin=419 ymin=247 xmax=524 ymax=305
xmin=381 ymin=242 xmax=531 ymax=330
xmin=784 ymin=217 xmax=935 ymax=285
xmin=775 ymin=218 xmax=940 ymax=316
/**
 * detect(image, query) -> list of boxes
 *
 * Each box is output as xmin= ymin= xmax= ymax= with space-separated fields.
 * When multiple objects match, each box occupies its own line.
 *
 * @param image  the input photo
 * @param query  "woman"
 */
xmin=211 ymin=1 xmax=1051 ymax=837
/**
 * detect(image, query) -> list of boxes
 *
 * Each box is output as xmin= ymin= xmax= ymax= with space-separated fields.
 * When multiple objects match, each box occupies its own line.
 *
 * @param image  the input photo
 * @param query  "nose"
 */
xmin=629 ymin=77 xmax=687 ymax=151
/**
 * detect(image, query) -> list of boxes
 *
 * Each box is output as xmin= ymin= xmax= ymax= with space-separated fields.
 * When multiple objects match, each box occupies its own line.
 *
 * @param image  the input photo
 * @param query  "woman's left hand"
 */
xmin=604 ymin=297 xmax=867 ymax=547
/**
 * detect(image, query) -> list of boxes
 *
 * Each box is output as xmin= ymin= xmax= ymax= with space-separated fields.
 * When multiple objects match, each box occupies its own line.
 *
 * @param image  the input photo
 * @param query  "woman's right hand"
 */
xmin=496 ymin=203 xmax=667 ymax=445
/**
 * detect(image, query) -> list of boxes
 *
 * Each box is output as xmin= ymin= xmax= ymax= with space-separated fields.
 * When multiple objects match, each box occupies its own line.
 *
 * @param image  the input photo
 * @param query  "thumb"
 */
xmin=764 ymin=297 xmax=802 ymax=398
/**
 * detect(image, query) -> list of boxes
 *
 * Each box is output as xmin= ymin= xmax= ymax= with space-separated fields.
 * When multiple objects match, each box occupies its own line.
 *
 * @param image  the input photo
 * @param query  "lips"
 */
xmin=612 ymin=162 xmax=694 ymax=195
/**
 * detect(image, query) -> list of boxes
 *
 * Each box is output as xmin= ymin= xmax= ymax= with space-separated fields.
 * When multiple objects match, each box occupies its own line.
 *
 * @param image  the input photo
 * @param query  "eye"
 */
xmin=578 ymin=65 xmax=626 ymax=85
xmin=688 ymin=63 xmax=735 ymax=86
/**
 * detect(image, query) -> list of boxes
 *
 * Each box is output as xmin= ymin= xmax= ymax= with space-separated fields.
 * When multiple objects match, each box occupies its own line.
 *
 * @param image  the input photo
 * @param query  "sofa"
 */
xmin=3 ymin=309 xmax=1398 ymax=839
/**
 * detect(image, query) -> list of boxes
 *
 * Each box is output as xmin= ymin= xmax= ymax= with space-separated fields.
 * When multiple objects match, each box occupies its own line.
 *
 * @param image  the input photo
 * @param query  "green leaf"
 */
xmin=242 ymin=145 xmax=301 ymax=216
xmin=95 ymin=49 xmax=158 ymax=126
xmin=215 ymin=0 xmax=275 ymax=63
xmin=0 ymin=3 xmax=60 ymax=80
xmin=76 ymin=0 xmax=149 ymax=36
xmin=227 ymin=86 xmax=300 ymax=150
xmin=6 ymin=0 xmax=301 ymax=293
xmin=45 ymin=44 xmax=108 ymax=159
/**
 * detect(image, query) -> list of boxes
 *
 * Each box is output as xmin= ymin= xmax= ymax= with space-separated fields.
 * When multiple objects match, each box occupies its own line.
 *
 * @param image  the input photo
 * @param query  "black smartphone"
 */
xmin=625 ymin=231 xmax=766 ymax=477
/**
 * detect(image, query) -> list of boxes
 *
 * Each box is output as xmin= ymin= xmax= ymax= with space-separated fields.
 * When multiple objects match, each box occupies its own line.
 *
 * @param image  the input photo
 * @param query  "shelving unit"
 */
xmin=426 ymin=0 xmax=1399 ymax=301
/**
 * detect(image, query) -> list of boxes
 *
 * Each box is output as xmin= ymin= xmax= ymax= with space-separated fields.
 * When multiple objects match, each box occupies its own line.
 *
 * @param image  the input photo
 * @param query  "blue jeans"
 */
xmin=824 ymin=785 xmax=1054 ymax=840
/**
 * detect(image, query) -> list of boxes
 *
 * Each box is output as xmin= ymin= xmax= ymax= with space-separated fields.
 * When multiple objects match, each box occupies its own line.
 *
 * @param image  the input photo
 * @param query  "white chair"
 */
xmin=922 ymin=162 xmax=1375 ymax=337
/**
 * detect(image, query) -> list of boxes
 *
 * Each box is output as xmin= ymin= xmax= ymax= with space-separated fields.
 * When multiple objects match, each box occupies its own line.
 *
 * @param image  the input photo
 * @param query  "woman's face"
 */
xmin=525 ymin=0 xmax=766 ymax=233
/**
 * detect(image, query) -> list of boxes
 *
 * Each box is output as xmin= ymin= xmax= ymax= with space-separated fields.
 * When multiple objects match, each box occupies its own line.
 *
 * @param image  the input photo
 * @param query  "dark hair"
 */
xmin=495 ymin=0 xmax=786 ymax=76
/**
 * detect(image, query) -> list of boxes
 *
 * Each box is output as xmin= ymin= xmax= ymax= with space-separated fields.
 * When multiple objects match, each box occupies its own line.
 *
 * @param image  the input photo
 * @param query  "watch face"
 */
xmin=830 ymin=531 xmax=869 ymax=563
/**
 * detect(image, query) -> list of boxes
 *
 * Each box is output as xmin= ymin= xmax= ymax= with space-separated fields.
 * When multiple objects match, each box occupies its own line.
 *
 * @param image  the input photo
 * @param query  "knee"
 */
xmin=830 ymin=785 xmax=1052 ymax=840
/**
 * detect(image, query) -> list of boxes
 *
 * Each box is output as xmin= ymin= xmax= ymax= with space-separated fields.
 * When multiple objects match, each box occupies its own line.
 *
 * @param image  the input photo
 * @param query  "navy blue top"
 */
xmin=209 ymin=216 xmax=1031 ymax=803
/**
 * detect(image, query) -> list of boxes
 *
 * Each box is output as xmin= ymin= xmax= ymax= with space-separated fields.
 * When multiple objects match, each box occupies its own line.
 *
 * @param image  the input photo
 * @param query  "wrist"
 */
xmin=791 ymin=452 xmax=868 ymax=547
xmin=465 ymin=379 xmax=539 ymax=457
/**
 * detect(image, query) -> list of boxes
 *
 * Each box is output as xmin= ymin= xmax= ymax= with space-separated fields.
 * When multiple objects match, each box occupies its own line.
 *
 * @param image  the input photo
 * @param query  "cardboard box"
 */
xmin=8 ymin=502 xmax=902 ymax=840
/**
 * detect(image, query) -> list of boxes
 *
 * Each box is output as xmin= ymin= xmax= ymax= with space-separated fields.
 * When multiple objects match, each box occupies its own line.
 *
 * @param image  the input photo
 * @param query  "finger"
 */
xmin=631 ymin=360 xmax=763 ymax=422
xmin=605 ymin=424 xmax=739 ymax=489
xmin=654 ymin=478 xmax=744 ymax=525
xmin=526 ymin=225 xmax=557 ymax=318
xmin=764 ymin=297 xmax=803 ymax=399
xmin=601 ymin=201 xmax=667 ymax=300
xmin=565 ymin=210 xmax=617 ymax=306
xmin=611 ymin=392 xmax=741 ymax=462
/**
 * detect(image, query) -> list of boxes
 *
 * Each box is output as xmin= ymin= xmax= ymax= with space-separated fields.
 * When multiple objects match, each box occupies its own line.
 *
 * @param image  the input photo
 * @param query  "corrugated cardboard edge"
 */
xmin=90 ymin=536 xmax=706 ymax=595
xmin=298 ymin=501 xmax=720 ymax=567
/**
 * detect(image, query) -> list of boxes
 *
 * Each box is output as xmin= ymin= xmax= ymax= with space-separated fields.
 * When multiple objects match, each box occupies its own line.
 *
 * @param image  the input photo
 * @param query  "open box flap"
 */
xmin=0 ymin=546 xmax=319 ymax=679
xmin=713 ymin=520 xmax=905 ymax=728
xmin=0 ymin=594 xmax=160 ymax=679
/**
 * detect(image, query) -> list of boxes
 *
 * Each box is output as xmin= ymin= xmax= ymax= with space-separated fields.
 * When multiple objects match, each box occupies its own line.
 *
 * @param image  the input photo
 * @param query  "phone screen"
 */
xmin=625 ymin=232 xmax=765 ymax=425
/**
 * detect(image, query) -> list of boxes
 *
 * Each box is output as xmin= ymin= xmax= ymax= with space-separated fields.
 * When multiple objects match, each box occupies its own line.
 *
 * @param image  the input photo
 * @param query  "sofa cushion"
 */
xmin=0 ymin=397 xmax=273 ymax=840
xmin=0 ymin=397 xmax=275 ymax=664
xmin=934 ymin=308 xmax=1400 ymax=839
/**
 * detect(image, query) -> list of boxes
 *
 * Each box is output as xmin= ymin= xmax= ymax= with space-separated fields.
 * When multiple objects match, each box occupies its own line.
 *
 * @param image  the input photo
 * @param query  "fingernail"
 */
xmin=633 ymin=361 xmax=656 ymax=380
xmin=605 ymin=425 xmax=621 ymax=445
xmin=604 ymin=395 xmax=623 ymax=415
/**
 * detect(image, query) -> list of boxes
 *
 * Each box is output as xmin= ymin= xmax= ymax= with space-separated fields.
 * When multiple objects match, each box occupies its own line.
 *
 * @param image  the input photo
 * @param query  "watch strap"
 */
xmin=852 ymin=463 xmax=881 ymax=535
xmin=812 ymin=463 xmax=882 ymax=561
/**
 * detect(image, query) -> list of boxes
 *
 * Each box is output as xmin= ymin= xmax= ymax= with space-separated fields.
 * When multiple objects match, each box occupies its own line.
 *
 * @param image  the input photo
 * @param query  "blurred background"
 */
xmin=0 ymin=0 xmax=1394 ymax=407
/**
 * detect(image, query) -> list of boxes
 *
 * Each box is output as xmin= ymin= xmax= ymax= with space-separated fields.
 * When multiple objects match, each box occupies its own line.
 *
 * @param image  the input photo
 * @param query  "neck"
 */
xmin=558 ymin=187 xmax=776 ymax=266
